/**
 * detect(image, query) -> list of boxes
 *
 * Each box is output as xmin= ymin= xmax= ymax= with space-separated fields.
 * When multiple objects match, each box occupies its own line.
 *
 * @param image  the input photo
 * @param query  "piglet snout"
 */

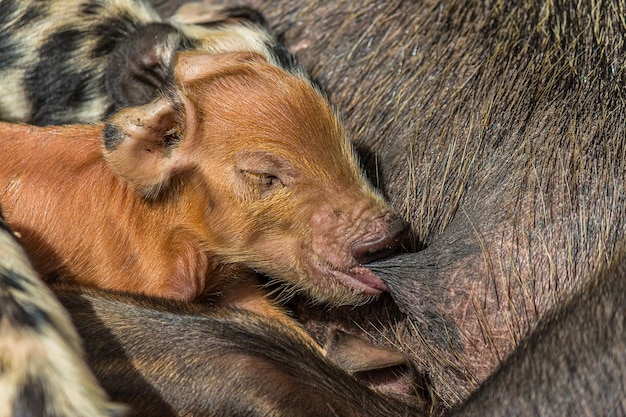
xmin=351 ymin=216 xmax=409 ymax=264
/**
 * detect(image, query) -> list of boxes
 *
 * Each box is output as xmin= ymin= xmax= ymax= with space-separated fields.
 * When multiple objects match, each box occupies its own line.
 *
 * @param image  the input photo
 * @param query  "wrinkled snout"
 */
xmin=306 ymin=206 xmax=409 ymax=303
xmin=351 ymin=215 xmax=410 ymax=264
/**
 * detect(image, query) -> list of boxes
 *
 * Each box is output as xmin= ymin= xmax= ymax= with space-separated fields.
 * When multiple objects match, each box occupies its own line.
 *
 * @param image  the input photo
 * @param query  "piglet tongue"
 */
xmin=346 ymin=266 xmax=389 ymax=293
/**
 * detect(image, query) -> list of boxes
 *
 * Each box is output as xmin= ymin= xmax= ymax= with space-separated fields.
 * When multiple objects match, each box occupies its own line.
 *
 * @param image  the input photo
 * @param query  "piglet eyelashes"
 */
xmin=240 ymin=170 xmax=284 ymax=188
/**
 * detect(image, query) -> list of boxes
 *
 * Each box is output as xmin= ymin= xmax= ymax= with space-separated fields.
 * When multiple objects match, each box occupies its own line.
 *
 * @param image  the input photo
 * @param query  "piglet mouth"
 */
xmin=330 ymin=265 xmax=388 ymax=295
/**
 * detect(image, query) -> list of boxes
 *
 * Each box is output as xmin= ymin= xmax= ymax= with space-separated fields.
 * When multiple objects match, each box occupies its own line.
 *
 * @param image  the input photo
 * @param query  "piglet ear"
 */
xmin=175 ymin=51 xmax=266 ymax=85
xmin=169 ymin=3 xmax=269 ymax=28
xmin=102 ymin=96 xmax=191 ymax=199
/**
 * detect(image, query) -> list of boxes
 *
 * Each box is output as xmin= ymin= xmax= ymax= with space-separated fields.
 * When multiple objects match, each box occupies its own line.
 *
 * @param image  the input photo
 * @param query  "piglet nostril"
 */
xmin=351 ymin=217 xmax=410 ymax=264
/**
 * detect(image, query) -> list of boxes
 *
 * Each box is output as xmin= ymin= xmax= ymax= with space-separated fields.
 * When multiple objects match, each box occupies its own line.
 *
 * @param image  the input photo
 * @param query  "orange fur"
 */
xmin=0 ymin=52 xmax=404 ymax=309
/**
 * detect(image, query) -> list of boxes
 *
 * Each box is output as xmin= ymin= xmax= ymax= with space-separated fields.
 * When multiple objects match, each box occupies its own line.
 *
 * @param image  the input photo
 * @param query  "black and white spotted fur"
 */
xmin=0 ymin=0 xmax=304 ymax=125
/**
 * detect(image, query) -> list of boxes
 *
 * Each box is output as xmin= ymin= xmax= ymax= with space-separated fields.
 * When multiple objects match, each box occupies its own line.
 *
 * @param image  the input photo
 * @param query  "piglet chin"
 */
xmin=331 ymin=266 xmax=388 ymax=295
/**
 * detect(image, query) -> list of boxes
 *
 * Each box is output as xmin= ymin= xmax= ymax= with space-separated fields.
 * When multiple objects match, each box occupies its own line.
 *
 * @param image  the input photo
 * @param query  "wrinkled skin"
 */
xmin=448 ymin=252 xmax=626 ymax=416
xmin=217 ymin=0 xmax=626 ymax=409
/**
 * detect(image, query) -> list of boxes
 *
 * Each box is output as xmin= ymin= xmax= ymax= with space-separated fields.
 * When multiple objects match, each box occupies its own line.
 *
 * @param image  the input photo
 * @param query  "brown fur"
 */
xmin=0 ymin=52 xmax=403 ymax=316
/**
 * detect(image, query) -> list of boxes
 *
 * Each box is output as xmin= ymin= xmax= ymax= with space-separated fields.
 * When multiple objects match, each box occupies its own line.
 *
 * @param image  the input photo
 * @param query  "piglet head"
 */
xmin=102 ymin=51 xmax=407 ymax=306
